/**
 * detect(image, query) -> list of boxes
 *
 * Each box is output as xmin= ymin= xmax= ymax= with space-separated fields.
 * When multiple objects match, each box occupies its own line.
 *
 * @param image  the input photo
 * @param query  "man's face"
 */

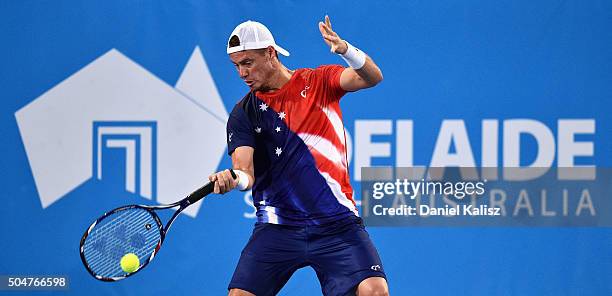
xmin=229 ymin=49 xmax=274 ymax=91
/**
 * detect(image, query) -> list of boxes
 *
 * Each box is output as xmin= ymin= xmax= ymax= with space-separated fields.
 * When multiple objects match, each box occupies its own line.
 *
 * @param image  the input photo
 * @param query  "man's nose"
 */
xmin=239 ymin=67 xmax=248 ymax=78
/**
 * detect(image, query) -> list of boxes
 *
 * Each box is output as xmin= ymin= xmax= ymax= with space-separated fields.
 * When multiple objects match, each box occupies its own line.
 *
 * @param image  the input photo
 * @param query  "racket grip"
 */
xmin=186 ymin=169 xmax=237 ymax=205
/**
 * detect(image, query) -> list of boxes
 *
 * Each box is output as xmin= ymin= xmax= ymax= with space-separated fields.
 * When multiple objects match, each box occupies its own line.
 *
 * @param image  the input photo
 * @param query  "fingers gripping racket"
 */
xmin=79 ymin=170 xmax=236 ymax=281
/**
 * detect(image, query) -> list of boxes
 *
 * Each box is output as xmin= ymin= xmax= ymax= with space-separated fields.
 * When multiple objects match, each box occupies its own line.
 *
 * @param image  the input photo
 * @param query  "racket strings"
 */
xmin=82 ymin=208 xmax=161 ymax=278
xmin=84 ymin=210 xmax=159 ymax=277
xmin=87 ymin=211 xmax=158 ymax=275
xmin=86 ymin=210 xmax=152 ymax=255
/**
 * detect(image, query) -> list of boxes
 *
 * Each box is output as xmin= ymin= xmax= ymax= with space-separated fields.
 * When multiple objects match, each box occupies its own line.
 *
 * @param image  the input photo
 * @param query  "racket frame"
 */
xmin=79 ymin=170 xmax=234 ymax=281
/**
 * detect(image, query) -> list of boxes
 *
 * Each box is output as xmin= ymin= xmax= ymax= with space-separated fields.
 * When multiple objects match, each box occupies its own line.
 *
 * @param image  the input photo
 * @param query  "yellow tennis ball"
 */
xmin=120 ymin=253 xmax=140 ymax=273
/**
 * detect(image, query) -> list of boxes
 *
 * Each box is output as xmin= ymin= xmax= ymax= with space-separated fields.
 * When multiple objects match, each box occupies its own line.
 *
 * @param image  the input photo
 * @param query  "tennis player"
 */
xmin=209 ymin=16 xmax=389 ymax=296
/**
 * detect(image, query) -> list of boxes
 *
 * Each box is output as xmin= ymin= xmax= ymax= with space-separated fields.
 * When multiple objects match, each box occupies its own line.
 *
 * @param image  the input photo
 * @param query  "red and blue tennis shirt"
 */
xmin=227 ymin=65 xmax=358 ymax=226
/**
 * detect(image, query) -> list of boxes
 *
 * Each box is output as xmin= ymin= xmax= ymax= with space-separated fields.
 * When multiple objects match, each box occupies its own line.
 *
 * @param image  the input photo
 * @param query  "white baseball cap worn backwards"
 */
xmin=227 ymin=20 xmax=290 ymax=56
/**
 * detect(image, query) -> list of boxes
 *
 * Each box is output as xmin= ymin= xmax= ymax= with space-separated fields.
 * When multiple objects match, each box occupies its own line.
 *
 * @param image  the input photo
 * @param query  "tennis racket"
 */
xmin=79 ymin=169 xmax=236 ymax=281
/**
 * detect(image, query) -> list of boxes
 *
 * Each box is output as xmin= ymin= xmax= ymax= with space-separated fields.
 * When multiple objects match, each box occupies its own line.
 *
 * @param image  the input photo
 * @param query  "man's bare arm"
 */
xmin=318 ymin=15 xmax=383 ymax=92
xmin=209 ymin=146 xmax=255 ymax=194
xmin=339 ymin=57 xmax=383 ymax=91
xmin=231 ymin=146 xmax=255 ymax=190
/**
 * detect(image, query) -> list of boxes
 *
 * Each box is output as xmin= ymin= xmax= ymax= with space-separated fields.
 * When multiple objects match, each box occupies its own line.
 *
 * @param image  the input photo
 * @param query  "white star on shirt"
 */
xmin=259 ymin=103 xmax=268 ymax=111
xmin=255 ymin=127 xmax=262 ymax=133
xmin=275 ymin=147 xmax=282 ymax=156
xmin=278 ymin=111 xmax=286 ymax=120
xmin=275 ymin=126 xmax=281 ymax=133
xmin=228 ymin=132 xmax=233 ymax=142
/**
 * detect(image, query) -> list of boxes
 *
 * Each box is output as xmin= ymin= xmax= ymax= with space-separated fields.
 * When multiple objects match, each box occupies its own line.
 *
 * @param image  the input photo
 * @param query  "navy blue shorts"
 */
xmin=228 ymin=216 xmax=386 ymax=296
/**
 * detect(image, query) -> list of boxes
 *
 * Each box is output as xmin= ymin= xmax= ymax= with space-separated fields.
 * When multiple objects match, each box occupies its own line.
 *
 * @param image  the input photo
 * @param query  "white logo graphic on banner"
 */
xmin=15 ymin=47 xmax=228 ymax=217
xmin=93 ymin=121 xmax=157 ymax=199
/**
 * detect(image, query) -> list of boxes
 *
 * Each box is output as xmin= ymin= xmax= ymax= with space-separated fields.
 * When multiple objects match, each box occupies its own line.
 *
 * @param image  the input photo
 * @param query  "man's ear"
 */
xmin=267 ymin=46 xmax=277 ymax=60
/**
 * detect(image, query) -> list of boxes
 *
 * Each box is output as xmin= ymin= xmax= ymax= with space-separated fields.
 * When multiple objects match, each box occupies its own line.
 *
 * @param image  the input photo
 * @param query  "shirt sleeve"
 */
xmin=316 ymin=64 xmax=347 ymax=101
xmin=226 ymin=104 xmax=255 ymax=156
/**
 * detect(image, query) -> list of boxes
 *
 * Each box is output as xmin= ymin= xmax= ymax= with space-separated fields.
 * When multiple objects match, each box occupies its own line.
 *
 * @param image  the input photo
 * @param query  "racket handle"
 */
xmin=186 ymin=169 xmax=237 ymax=205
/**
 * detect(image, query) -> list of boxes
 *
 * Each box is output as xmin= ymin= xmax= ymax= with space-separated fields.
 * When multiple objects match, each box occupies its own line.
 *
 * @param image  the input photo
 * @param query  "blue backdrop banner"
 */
xmin=1 ymin=1 xmax=611 ymax=295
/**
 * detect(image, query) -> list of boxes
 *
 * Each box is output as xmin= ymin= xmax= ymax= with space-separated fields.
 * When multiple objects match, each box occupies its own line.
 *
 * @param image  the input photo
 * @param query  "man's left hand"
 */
xmin=318 ymin=15 xmax=348 ymax=54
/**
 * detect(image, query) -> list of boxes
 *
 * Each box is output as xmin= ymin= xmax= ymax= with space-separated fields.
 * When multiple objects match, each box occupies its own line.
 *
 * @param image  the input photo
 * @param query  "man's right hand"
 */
xmin=209 ymin=169 xmax=239 ymax=194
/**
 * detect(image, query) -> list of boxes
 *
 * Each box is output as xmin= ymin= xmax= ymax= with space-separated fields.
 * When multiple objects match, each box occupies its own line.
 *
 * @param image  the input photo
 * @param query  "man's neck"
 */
xmin=260 ymin=66 xmax=293 ymax=93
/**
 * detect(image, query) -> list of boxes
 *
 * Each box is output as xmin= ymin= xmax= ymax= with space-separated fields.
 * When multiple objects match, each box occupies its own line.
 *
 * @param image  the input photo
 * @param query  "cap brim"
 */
xmin=227 ymin=43 xmax=290 ymax=57
xmin=273 ymin=45 xmax=290 ymax=57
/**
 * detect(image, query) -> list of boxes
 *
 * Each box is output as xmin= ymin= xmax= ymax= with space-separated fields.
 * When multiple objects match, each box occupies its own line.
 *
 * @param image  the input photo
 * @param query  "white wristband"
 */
xmin=339 ymin=41 xmax=366 ymax=69
xmin=234 ymin=169 xmax=250 ymax=191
